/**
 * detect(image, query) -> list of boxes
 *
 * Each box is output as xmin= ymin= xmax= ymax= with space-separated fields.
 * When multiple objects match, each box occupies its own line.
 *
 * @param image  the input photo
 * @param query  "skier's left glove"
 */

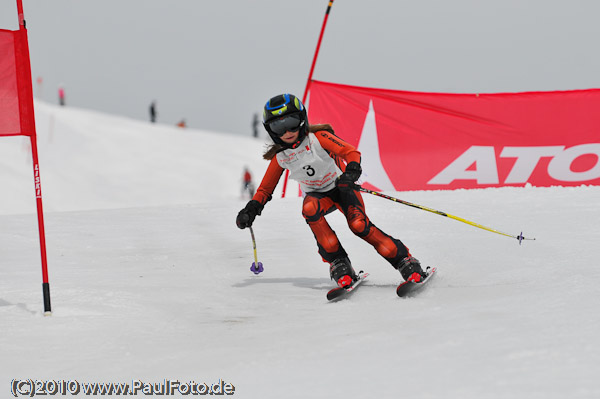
xmin=336 ymin=161 xmax=362 ymax=190
xmin=236 ymin=200 xmax=264 ymax=229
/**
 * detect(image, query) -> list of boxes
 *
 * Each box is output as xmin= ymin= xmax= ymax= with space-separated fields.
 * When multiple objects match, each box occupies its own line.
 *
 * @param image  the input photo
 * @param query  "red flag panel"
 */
xmin=308 ymin=80 xmax=600 ymax=190
xmin=0 ymin=29 xmax=21 ymax=136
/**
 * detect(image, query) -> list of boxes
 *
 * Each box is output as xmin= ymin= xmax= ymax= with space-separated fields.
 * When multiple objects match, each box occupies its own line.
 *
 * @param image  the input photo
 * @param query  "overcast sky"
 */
xmin=2 ymin=0 xmax=600 ymax=136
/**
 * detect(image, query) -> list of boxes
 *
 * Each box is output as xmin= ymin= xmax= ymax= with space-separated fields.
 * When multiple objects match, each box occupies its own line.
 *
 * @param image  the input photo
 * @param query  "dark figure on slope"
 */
xmin=149 ymin=101 xmax=157 ymax=123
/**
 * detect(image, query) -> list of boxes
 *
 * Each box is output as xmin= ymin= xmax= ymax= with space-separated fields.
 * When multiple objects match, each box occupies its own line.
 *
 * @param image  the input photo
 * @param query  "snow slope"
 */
xmin=0 ymin=101 xmax=272 ymax=215
xmin=1 ymin=102 xmax=599 ymax=398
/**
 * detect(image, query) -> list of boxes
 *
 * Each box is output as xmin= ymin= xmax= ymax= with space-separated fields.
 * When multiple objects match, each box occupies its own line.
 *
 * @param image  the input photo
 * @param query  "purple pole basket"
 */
xmin=250 ymin=262 xmax=264 ymax=275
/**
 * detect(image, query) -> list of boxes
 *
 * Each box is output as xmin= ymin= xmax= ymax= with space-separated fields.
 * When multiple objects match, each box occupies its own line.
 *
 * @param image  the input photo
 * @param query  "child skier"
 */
xmin=236 ymin=94 xmax=426 ymax=289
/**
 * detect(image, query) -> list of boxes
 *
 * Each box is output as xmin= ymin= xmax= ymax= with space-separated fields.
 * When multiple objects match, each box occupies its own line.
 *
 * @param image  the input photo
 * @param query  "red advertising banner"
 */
xmin=307 ymin=80 xmax=600 ymax=191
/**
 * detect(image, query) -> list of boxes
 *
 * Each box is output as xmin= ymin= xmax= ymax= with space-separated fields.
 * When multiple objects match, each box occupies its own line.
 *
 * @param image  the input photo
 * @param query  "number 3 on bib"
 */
xmin=303 ymin=165 xmax=315 ymax=176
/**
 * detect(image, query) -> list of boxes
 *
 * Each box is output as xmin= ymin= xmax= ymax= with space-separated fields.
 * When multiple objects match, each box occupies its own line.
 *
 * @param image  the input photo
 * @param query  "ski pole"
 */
xmin=358 ymin=187 xmax=535 ymax=244
xmin=248 ymin=226 xmax=264 ymax=274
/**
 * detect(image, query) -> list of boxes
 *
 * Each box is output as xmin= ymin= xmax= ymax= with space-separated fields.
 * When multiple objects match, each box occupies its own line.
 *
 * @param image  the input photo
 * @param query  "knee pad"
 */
xmin=348 ymin=218 xmax=368 ymax=236
xmin=302 ymin=197 xmax=322 ymax=222
xmin=347 ymin=206 xmax=370 ymax=237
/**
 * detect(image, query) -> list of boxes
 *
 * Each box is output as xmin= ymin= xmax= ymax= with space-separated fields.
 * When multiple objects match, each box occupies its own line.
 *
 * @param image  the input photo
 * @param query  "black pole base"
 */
xmin=42 ymin=282 xmax=52 ymax=315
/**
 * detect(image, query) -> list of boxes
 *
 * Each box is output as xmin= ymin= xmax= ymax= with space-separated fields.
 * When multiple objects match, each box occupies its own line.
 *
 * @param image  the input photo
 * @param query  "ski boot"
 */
xmin=395 ymin=256 xmax=427 ymax=283
xmin=329 ymin=257 xmax=357 ymax=288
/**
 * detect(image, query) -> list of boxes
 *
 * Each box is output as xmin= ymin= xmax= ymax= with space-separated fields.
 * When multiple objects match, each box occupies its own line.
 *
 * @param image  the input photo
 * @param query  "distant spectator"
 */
xmin=149 ymin=101 xmax=157 ymax=123
xmin=242 ymin=167 xmax=255 ymax=198
xmin=252 ymin=113 xmax=259 ymax=138
xmin=36 ymin=77 xmax=44 ymax=99
xmin=176 ymin=119 xmax=187 ymax=128
xmin=58 ymin=85 xmax=65 ymax=106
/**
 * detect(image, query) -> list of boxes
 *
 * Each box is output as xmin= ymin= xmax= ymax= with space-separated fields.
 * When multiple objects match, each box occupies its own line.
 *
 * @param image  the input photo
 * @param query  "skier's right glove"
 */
xmin=236 ymin=200 xmax=264 ymax=229
xmin=336 ymin=161 xmax=362 ymax=191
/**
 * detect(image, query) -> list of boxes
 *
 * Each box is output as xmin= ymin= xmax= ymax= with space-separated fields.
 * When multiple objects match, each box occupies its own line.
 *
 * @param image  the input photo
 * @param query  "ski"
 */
xmin=327 ymin=271 xmax=369 ymax=302
xmin=396 ymin=267 xmax=436 ymax=297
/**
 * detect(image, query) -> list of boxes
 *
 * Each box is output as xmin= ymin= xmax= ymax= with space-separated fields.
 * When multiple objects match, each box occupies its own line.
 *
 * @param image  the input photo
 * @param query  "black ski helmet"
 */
xmin=263 ymin=93 xmax=308 ymax=148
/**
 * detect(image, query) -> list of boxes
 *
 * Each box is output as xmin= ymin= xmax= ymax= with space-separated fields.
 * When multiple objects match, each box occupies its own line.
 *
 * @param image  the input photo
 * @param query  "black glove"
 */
xmin=236 ymin=200 xmax=264 ymax=229
xmin=336 ymin=161 xmax=362 ymax=190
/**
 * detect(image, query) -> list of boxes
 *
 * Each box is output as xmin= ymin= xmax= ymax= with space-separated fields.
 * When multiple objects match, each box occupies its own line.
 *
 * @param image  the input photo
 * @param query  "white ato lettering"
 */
xmin=428 ymin=144 xmax=600 ymax=185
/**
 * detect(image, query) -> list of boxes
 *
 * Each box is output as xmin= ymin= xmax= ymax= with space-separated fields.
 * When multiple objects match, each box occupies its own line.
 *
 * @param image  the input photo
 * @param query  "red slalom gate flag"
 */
xmin=1 ymin=28 xmax=35 ymax=137
xmin=1 ymin=1 xmax=51 ymax=314
xmin=0 ymin=29 xmax=21 ymax=135
xmin=307 ymin=80 xmax=600 ymax=191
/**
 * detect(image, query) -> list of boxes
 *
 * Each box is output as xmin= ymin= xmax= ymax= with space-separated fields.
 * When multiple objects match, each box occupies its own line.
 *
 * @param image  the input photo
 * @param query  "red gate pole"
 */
xmin=30 ymin=138 xmax=51 ymax=314
xmin=16 ymin=0 xmax=52 ymax=314
xmin=281 ymin=0 xmax=335 ymax=198
xmin=302 ymin=0 xmax=334 ymax=105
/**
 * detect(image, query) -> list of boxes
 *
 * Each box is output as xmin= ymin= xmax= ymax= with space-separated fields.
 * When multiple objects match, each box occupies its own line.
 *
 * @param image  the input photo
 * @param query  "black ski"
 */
xmin=396 ymin=267 xmax=436 ymax=297
xmin=326 ymin=271 xmax=369 ymax=302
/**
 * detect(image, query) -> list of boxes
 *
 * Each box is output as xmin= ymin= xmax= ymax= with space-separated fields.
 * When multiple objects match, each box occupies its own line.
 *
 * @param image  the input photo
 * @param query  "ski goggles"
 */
xmin=268 ymin=114 xmax=303 ymax=136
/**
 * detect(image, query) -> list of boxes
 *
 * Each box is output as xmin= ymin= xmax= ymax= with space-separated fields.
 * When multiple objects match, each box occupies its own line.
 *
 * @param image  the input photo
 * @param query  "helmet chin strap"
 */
xmin=289 ymin=124 xmax=308 ymax=149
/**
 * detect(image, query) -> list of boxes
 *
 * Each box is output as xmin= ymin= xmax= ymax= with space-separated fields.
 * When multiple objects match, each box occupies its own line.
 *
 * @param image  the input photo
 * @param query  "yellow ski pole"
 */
xmin=358 ymin=187 xmax=535 ymax=244
xmin=249 ymin=227 xmax=264 ymax=274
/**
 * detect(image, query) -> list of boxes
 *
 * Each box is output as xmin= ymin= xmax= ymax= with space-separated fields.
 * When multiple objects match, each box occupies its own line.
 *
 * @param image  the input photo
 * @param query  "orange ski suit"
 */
xmin=252 ymin=130 xmax=409 ymax=266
